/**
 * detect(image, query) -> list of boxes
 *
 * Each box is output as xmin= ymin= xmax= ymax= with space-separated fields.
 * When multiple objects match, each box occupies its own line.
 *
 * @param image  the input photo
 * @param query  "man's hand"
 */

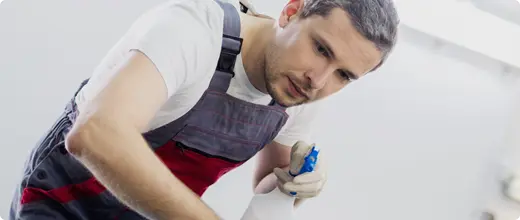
xmin=273 ymin=141 xmax=327 ymax=199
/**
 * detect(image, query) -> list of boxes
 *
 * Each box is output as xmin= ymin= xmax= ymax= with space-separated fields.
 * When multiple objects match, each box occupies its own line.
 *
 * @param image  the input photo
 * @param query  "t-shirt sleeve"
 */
xmin=129 ymin=1 xmax=224 ymax=98
xmin=273 ymin=102 xmax=323 ymax=147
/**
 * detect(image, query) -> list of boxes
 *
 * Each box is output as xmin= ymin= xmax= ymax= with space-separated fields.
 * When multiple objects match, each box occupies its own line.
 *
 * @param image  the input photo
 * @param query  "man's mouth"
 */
xmin=288 ymin=78 xmax=309 ymax=99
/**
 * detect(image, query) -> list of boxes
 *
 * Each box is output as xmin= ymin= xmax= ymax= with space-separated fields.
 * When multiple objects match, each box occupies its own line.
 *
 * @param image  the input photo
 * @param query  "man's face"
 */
xmin=264 ymin=5 xmax=383 ymax=107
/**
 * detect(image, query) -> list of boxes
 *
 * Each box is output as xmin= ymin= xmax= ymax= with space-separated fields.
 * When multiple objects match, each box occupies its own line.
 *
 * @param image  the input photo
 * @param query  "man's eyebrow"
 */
xmin=313 ymin=33 xmax=360 ymax=80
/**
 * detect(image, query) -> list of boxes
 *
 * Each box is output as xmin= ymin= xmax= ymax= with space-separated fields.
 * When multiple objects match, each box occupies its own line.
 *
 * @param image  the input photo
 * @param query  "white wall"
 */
xmin=1 ymin=0 xmax=518 ymax=220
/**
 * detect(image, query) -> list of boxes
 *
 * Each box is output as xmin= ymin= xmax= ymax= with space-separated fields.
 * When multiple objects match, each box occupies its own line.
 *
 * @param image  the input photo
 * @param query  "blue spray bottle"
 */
xmin=240 ymin=145 xmax=320 ymax=220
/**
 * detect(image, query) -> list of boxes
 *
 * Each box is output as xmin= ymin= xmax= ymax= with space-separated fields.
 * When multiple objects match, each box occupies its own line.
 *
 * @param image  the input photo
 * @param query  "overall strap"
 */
xmin=212 ymin=1 xmax=285 ymax=110
xmin=141 ymin=1 xmax=243 ymax=148
xmin=209 ymin=0 xmax=243 ymax=92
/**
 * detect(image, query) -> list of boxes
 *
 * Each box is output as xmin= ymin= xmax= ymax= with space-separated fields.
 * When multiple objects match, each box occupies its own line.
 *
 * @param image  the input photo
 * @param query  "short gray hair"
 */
xmin=300 ymin=0 xmax=400 ymax=71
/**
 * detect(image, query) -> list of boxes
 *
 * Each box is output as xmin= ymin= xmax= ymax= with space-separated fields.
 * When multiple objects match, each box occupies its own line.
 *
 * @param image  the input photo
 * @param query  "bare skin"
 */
xmin=247 ymin=0 xmax=383 ymax=207
xmin=64 ymin=0 xmax=384 ymax=219
xmin=240 ymin=0 xmax=382 ymax=107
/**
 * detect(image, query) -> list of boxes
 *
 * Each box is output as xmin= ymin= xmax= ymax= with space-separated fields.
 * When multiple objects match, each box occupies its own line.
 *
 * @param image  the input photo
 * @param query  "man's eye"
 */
xmin=315 ymin=43 xmax=329 ymax=57
xmin=338 ymin=70 xmax=351 ymax=81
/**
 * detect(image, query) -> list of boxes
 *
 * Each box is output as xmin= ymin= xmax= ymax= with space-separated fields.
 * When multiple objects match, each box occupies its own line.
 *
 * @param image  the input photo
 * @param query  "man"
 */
xmin=9 ymin=0 xmax=399 ymax=219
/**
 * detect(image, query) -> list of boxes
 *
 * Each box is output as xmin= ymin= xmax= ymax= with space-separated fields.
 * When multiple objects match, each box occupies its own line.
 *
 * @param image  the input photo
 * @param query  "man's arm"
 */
xmin=65 ymin=51 xmax=220 ymax=220
xmin=253 ymin=141 xmax=306 ymax=207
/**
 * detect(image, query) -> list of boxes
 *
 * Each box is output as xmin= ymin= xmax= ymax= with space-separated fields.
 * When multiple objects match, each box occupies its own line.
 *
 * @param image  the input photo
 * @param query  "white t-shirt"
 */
xmin=74 ymin=0 xmax=322 ymax=147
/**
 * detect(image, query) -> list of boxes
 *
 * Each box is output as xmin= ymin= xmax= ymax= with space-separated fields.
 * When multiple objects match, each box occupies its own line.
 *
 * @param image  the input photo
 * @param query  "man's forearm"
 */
xmin=66 ymin=119 xmax=220 ymax=220
xmin=254 ymin=171 xmax=305 ymax=208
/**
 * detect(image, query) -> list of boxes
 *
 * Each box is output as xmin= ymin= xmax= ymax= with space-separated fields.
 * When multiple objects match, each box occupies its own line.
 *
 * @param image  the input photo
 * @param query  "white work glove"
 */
xmin=273 ymin=141 xmax=327 ymax=198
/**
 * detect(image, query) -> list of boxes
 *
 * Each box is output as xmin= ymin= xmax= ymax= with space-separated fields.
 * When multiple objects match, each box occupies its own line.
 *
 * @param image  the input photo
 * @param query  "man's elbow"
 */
xmin=65 ymin=116 xmax=106 ymax=157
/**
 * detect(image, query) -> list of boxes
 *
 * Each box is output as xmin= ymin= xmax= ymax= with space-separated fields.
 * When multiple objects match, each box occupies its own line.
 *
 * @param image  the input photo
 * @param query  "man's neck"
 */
xmin=239 ymin=14 xmax=275 ymax=94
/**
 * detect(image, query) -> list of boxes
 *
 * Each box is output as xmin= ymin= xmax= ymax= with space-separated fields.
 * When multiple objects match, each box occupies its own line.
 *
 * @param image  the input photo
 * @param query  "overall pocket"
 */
xmin=173 ymin=124 xmax=263 ymax=163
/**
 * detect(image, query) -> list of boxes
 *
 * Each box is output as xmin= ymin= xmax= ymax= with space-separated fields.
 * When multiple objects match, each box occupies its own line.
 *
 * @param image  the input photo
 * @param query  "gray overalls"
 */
xmin=9 ymin=1 xmax=289 ymax=219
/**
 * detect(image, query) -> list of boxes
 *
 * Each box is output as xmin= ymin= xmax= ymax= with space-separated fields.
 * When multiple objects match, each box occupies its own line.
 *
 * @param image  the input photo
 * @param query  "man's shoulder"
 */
xmin=273 ymin=101 xmax=325 ymax=146
xmin=285 ymin=101 xmax=324 ymax=124
xmin=141 ymin=0 xmax=226 ymax=30
xmin=149 ymin=0 xmax=225 ymax=14
xmin=293 ymin=101 xmax=324 ymax=115
xmin=126 ymin=0 xmax=235 ymax=93
xmin=147 ymin=0 xmax=242 ymax=29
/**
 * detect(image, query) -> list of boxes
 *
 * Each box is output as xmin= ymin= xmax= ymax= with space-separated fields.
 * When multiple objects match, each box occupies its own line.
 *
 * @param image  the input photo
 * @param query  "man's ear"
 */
xmin=278 ymin=0 xmax=304 ymax=28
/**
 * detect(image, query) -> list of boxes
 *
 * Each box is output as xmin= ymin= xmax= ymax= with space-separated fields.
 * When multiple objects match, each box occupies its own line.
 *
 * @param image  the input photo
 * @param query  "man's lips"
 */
xmin=288 ymin=78 xmax=309 ymax=99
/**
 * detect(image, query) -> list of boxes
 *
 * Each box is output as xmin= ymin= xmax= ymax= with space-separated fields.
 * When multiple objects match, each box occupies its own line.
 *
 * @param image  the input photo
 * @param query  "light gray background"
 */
xmin=1 ymin=0 xmax=520 ymax=220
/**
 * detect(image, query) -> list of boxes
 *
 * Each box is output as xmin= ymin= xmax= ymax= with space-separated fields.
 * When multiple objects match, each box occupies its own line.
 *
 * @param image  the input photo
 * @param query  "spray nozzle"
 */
xmin=289 ymin=145 xmax=320 ymax=195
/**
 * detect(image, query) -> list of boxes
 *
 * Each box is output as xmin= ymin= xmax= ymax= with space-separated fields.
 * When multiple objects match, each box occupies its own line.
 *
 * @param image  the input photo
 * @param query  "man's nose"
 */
xmin=304 ymin=64 xmax=336 ymax=90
